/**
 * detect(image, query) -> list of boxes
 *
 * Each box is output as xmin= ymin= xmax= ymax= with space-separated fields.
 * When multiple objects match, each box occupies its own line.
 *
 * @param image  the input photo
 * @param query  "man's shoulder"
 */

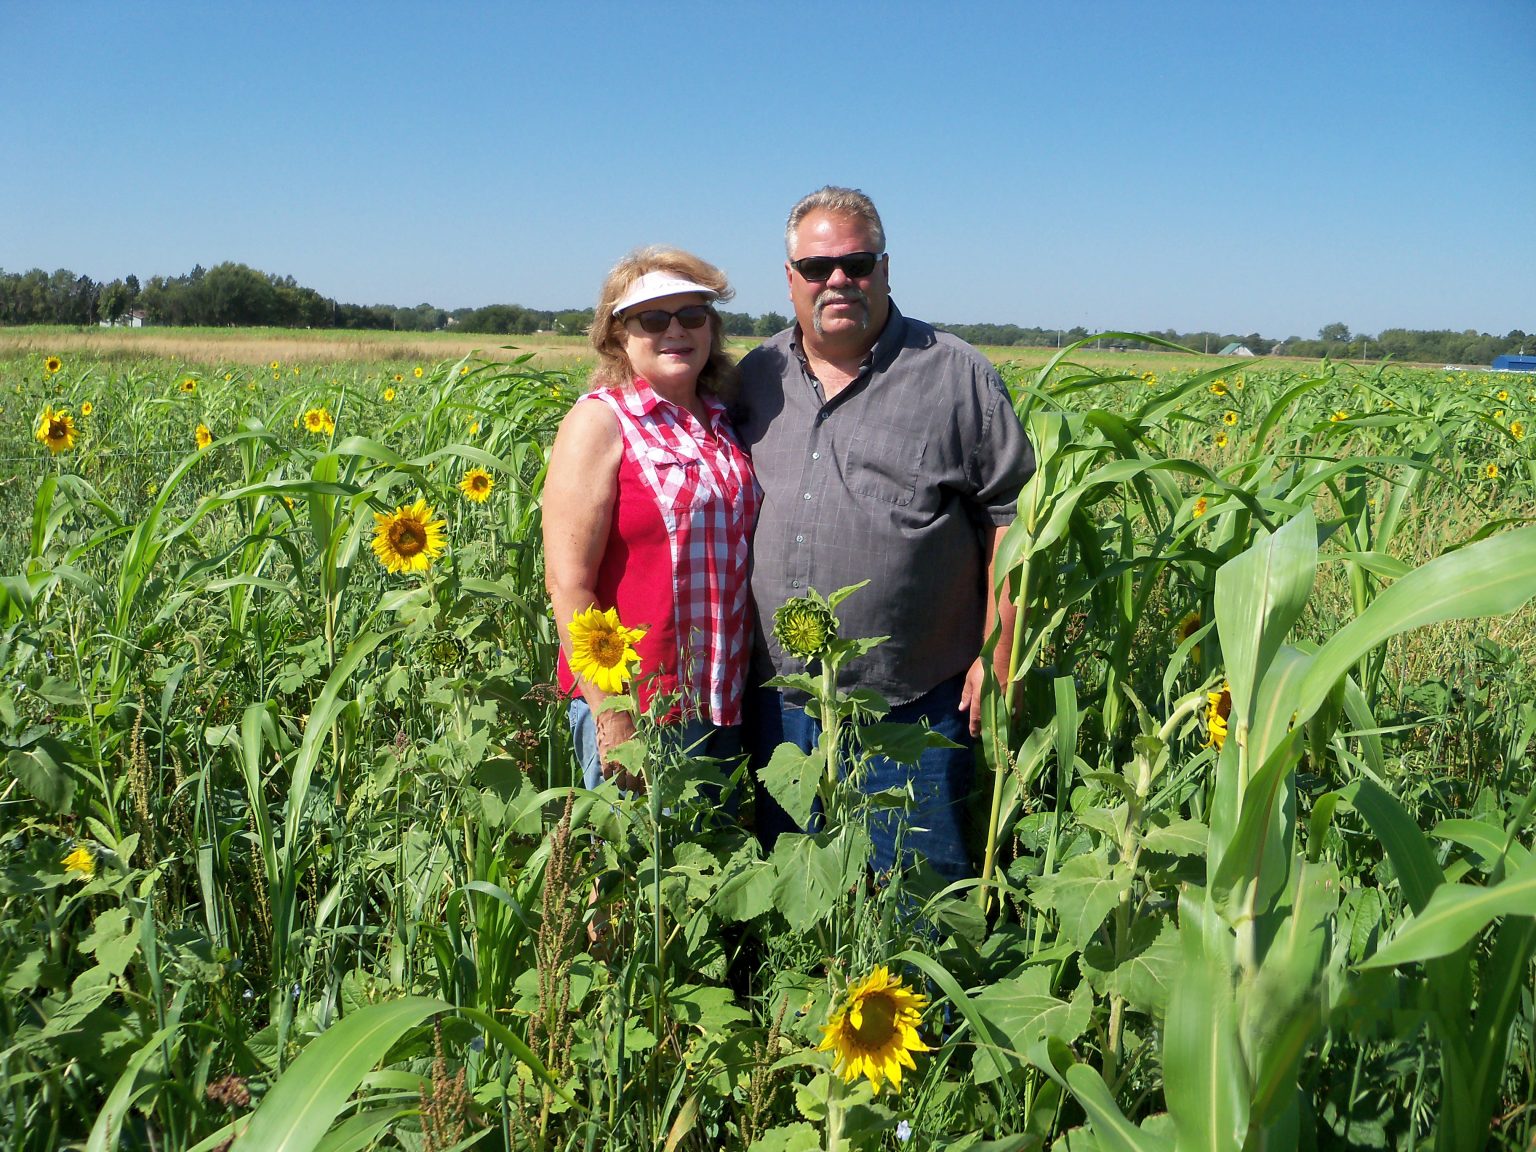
xmin=739 ymin=327 xmax=796 ymax=376
xmin=889 ymin=314 xmax=1003 ymax=384
xmin=734 ymin=329 xmax=797 ymax=442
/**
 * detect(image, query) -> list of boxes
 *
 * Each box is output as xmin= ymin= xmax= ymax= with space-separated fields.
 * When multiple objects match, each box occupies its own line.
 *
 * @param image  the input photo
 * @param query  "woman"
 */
xmin=543 ymin=247 xmax=760 ymax=791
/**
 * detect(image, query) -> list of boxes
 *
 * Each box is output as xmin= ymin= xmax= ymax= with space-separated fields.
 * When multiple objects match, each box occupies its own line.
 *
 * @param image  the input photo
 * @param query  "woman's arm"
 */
xmin=542 ymin=400 xmax=639 ymax=781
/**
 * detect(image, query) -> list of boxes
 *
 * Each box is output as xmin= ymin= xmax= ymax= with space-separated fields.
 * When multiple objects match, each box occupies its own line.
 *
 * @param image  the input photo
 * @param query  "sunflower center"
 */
xmin=49 ymin=419 xmax=68 ymax=439
xmin=849 ymin=993 xmax=898 ymax=1048
xmin=472 ymin=476 xmax=489 ymax=492
xmin=389 ymin=519 xmax=426 ymax=557
xmin=590 ymin=631 xmax=626 ymax=667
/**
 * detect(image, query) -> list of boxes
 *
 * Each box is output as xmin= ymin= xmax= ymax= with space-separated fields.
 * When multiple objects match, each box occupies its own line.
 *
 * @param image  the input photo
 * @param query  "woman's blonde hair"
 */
xmin=589 ymin=246 xmax=738 ymax=399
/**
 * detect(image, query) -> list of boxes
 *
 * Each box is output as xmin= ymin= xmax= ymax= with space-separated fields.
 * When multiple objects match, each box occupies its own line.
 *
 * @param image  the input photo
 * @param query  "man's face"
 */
xmin=786 ymin=210 xmax=890 ymax=347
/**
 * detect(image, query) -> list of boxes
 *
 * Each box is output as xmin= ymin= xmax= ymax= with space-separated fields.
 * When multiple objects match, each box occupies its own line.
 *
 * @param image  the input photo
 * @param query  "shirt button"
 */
xmin=803 ymin=492 xmax=812 ymax=500
xmin=812 ymin=451 xmax=820 ymax=460
xmin=791 ymin=580 xmax=800 ymax=589
xmin=795 ymin=534 xmax=804 ymax=543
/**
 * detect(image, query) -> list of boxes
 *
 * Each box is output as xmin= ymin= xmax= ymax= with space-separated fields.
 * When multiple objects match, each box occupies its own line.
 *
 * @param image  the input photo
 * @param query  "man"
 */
xmin=737 ymin=186 xmax=1035 ymax=885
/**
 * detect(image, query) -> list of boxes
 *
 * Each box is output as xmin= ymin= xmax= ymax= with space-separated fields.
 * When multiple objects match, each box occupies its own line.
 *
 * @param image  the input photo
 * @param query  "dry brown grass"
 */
xmin=0 ymin=325 xmax=601 ymax=369
xmin=6 ymin=324 xmax=1338 ymax=377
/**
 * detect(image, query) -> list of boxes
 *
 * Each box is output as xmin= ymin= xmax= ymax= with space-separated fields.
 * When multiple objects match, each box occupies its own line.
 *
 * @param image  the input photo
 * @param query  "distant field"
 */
xmin=0 ymin=324 xmax=598 ymax=369
xmin=1 ymin=323 xmax=1334 ymax=376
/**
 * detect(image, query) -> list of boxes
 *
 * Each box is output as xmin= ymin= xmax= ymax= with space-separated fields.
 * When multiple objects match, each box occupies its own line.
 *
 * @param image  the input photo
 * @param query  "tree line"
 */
xmin=934 ymin=321 xmax=1531 ymax=366
xmin=0 ymin=262 xmax=1525 ymax=366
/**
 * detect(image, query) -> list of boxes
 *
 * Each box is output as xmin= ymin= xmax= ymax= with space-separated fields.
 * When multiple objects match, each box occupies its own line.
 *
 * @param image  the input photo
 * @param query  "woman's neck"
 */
xmin=643 ymin=376 xmax=708 ymax=423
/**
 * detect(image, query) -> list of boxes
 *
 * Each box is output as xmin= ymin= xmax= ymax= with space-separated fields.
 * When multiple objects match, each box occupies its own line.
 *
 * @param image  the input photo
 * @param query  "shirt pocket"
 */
xmin=643 ymin=442 xmax=711 ymax=511
xmin=844 ymin=421 xmax=925 ymax=507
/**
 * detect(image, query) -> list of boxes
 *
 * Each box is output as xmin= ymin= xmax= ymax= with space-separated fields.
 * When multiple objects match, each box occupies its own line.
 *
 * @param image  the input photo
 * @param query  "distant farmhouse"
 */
xmin=99 ymin=310 xmax=148 ymax=329
xmin=1492 ymin=353 xmax=1536 ymax=374
xmin=1218 ymin=342 xmax=1256 ymax=357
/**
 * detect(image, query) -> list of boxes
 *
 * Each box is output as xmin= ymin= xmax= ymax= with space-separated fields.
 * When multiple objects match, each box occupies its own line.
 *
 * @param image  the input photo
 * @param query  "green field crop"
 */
xmin=1 ymin=337 xmax=1534 ymax=1150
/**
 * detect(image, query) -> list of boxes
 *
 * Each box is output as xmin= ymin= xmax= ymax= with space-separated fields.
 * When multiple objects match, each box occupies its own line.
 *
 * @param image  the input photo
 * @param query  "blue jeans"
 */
xmin=745 ymin=673 xmax=976 ymax=884
xmin=567 ymin=698 xmax=742 ymax=796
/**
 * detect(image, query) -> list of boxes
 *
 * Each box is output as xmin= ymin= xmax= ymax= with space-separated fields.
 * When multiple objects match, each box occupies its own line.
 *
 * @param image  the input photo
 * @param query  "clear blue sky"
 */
xmin=5 ymin=0 xmax=1532 ymax=341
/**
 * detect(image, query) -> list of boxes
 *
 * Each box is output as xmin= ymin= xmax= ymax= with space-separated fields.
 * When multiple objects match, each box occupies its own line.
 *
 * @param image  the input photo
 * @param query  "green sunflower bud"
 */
xmin=773 ymin=596 xmax=837 ymax=661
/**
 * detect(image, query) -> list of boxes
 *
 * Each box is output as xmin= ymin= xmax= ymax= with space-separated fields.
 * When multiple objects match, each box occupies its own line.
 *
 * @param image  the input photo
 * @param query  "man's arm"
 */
xmin=959 ymin=523 xmax=1018 ymax=737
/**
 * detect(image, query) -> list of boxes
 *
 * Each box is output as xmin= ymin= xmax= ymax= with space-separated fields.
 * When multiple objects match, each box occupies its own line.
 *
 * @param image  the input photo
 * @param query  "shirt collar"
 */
xmin=789 ymin=299 xmax=907 ymax=375
xmin=622 ymin=376 xmax=729 ymax=429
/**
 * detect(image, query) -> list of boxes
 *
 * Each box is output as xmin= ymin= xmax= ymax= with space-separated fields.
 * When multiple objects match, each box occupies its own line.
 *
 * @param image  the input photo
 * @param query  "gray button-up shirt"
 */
xmin=737 ymin=303 xmax=1035 ymax=705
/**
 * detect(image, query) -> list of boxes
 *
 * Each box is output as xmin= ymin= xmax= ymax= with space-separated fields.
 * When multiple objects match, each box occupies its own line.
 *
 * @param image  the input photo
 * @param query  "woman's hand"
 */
xmin=595 ymin=706 xmax=646 ymax=793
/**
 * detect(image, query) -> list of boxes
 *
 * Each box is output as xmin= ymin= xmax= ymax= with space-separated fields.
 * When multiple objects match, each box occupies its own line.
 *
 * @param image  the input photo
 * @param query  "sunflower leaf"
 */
xmin=7 ymin=733 xmax=78 ymax=814
xmin=758 ymin=742 xmax=823 ymax=830
xmin=1029 ymin=853 xmax=1130 ymax=951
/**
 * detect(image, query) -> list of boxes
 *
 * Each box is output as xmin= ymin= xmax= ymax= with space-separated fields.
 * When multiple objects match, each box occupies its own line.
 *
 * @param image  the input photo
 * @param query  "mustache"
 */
xmin=814 ymin=287 xmax=868 ymax=311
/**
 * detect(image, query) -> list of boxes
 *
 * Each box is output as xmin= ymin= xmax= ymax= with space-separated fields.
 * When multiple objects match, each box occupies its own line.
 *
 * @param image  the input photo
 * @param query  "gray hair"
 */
xmin=784 ymin=186 xmax=885 ymax=257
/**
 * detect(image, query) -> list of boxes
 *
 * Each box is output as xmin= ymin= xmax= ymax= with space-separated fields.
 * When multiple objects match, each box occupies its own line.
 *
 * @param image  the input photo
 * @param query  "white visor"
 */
xmin=612 ymin=271 xmax=719 ymax=315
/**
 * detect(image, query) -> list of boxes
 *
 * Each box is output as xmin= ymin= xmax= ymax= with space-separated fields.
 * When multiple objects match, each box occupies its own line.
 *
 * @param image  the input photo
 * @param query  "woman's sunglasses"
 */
xmin=622 ymin=304 xmax=713 ymax=334
xmin=789 ymin=251 xmax=884 ymax=282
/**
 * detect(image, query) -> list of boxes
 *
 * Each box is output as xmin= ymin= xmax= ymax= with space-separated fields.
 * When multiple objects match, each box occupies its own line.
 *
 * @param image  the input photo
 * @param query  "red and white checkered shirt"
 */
xmin=557 ymin=378 xmax=760 ymax=726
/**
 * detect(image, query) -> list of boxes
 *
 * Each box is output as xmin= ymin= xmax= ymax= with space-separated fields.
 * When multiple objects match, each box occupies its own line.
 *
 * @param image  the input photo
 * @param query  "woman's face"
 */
xmin=620 ymin=291 xmax=712 ymax=394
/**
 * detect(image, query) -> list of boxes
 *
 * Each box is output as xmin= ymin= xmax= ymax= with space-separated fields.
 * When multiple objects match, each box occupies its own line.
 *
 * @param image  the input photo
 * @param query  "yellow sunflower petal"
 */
xmin=371 ymin=498 xmax=447 ymax=574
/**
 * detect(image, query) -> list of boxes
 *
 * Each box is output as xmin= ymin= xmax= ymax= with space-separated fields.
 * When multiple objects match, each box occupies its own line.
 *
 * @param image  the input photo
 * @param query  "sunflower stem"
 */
xmin=820 ymin=659 xmax=839 ymax=800
xmin=824 ymin=1070 xmax=845 ymax=1152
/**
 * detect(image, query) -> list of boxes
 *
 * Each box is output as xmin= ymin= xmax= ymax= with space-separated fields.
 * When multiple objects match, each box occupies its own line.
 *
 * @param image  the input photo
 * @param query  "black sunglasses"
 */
xmin=789 ymin=251 xmax=884 ymax=282
xmin=623 ymin=304 xmax=713 ymax=334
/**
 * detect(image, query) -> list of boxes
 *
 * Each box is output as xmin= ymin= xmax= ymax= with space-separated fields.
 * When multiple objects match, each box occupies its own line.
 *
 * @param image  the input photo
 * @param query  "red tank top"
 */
xmin=557 ymin=379 xmax=760 ymax=725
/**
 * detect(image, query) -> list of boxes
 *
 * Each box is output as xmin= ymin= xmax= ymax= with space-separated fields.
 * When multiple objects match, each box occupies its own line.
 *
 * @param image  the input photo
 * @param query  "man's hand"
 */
xmin=960 ymin=647 xmax=1020 ymax=739
xmin=959 ymin=657 xmax=988 ymax=738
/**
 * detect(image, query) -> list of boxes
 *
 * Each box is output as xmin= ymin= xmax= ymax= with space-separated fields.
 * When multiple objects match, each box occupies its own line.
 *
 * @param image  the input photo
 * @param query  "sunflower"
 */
xmin=302 ymin=407 xmax=335 ymax=435
xmin=1330 ymin=410 xmax=1348 ymax=423
xmin=270 ymin=361 xmax=280 ymax=371
xmin=1192 ymin=496 xmax=1208 ymax=518
xmin=458 ymin=467 xmax=494 ymax=503
xmin=393 ymin=373 xmax=404 ymax=383
xmin=62 ymin=843 xmax=95 ymax=880
xmin=468 ymin=421 xmax=480 ymax=436
xmin=1209 ymin=379 xmax=1228 ymax=396
xmin=567 ymin=605 xmax=647 ymax=694
xmin=1484 ymin=463 xmax=1500 ymax=481
xmin=44 ymin=355 xmax=62 ymax=375
xmin=179 ymin=377 xmax=197 ymax=394
xmin=818 ymin=966 xmax=932 ymax=1095
xmin=1497 ymin=389 xmax=1509 ymax=402
xmin=195 ymin=423 xmax=212 ymax=450
xmin=1141 ymin=371 xmax=1157 ymax=386
xmin=80 ymin=401 xmax=93 ymax=417
xmin=1177 ymin=610 xmax=1203 ymax=661
xmin=1206 ymin=682 xmax=1232 ymax=750
xmin=1222 ymin=411 xmax=1238 ymax=427
xmin=1512 ymin=420 xmax=1526 ymax=442
xmin=1214 ymin=432 xmax=1229 ymax=449
xmin=774 ymin=596 xmax=837 ymax=660
xmin=35 ymin=405 xmax=77 ymax=453
xmin=383 ymin=387 xmax=396 ymax=402
xmin=371 ymin=498 xmax=447 ymax=574
xmin=413 ymin=366 xmax=424 ymax=378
